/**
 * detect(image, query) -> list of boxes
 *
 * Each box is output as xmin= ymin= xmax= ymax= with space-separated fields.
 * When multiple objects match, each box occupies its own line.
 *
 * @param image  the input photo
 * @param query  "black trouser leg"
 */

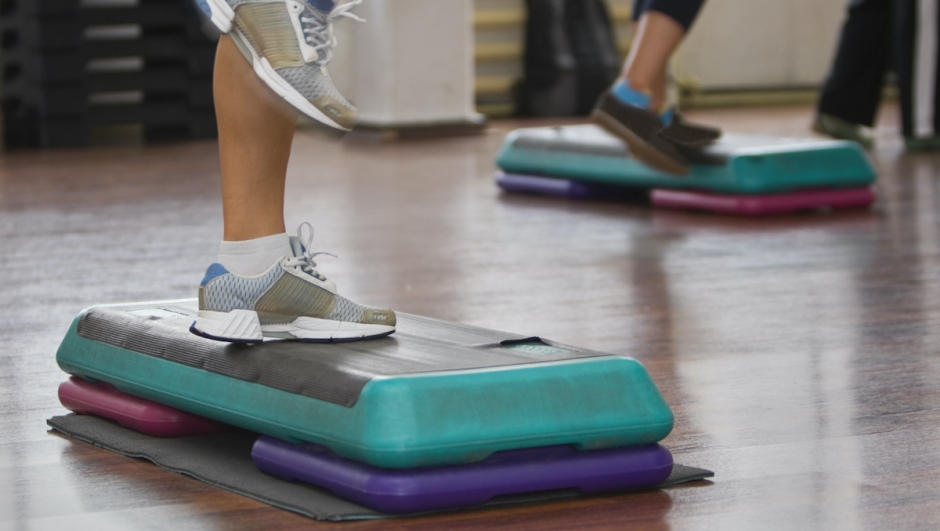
xmin=894 ymin=0 xmax=940 ymax=137
xmin=632 ymin=0 xmax=707 ymax=31
xmin=818 ymin=0 xmax=893 ymax=127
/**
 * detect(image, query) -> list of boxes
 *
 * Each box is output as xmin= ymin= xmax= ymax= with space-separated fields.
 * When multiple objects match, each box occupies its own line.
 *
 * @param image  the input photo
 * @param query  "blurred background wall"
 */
xmin=676 ymin=0 xmax=847 ymax=97
xmin=2 ymin=0 xmax=855 ymax=147
xmin=461 ymin=0 xmax=848 ymax=116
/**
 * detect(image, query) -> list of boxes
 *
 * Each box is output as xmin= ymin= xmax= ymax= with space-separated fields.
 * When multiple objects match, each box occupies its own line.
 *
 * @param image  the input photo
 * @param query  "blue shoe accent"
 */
xmin=194 ymin=0 xmax=212 ymax=18
xmin=200 ymin=263 xmax=230 ymax=286
xmin=611 ymin=80 xmax=651 ymax=109
xmin=660 ymin=107 xmax=675 ymax=126
xmin=307 ymin=0 xmax=335 ymax=11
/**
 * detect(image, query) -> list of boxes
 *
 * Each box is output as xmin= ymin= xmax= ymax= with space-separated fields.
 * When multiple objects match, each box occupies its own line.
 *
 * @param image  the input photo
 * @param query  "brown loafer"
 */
xmin=660 ymin=109 xmax=722 ymax=147
xmin=590 ymin=90 xmax=689 ymax=175
xmin=674 ymin=143 xmax=727 ymax=166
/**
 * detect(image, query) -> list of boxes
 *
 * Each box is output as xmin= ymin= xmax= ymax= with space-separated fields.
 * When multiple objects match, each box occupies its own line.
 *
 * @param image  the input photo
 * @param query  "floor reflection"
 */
xmin=645 ymin=197 xmax=873 ymax=530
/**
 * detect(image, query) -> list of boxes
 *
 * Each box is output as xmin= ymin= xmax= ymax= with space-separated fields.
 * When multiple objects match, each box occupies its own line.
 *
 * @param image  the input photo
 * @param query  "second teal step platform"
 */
xmin=56 ymin=300 xmax=674 ymax=469
xmin=495 ymin=124 xmax=877 ymax=195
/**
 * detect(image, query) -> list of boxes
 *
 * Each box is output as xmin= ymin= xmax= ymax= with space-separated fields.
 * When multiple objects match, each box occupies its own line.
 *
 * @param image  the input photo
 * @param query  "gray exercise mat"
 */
xmin=48 ymin=414 xmax=715 ymax=522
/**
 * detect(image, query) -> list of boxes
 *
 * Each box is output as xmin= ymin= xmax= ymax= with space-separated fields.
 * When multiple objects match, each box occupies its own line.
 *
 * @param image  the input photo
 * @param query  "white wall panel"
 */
xmin=329 ymin=0 xmax=480 ymax=126
xmin=674 ymin=0 xmax=847 ymax=90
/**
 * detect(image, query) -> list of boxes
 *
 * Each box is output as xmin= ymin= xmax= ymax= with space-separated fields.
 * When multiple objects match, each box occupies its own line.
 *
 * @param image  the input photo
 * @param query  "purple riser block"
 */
xmin=496 ymin=171 xmax=632 ymax=199
xmin=651 ymin=186 xmax=877 ymax=216
xmin=252 ymin=436 xmax=674 ymax=514
xmin=58 ymin=377 xmax=224 ymax=437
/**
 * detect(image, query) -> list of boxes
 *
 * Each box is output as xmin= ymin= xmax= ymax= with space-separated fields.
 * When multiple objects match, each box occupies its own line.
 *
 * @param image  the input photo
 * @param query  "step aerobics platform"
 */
xmin=56 ymin=300 xmax=674 ymax=469
xmin=495 ymin=124 xmax=877 ymax=195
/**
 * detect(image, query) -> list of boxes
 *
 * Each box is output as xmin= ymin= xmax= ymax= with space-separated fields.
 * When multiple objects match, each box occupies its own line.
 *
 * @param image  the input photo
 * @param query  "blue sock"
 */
xmin=612 ymin=80 xmax=676 ymax=125
xmin=659 ymin=107 xmax=675 ymax=126
xmin=611 ymin=79 xmax=651 ymax=109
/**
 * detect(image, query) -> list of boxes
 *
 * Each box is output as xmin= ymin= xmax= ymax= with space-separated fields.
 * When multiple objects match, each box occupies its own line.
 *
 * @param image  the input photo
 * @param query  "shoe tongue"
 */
xmin=306 ymin=0 xmax=334 ymax=11
xmin=289 ymin=235 xmax=306 ymax=258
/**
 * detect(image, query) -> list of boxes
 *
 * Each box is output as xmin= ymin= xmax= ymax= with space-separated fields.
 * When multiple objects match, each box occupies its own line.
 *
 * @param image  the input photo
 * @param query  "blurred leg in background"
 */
xmin=591 ymin=0 xmax=720 ymax=175
xmin=622 ymin=1 xmax=704 ymax=111
xmin=814 ymin=0 xmax=892 ymax=150
xmin=895 ymin=0 xmax=940 ymax=150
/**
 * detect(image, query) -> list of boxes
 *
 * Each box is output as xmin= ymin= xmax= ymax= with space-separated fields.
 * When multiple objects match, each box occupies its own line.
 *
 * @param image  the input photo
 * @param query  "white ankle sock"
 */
xmin=219 ymin=233 xmax=292 ymax=277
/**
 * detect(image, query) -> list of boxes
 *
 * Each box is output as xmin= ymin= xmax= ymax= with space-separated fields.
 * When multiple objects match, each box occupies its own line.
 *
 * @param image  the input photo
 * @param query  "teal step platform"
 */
xmin=56 ymin=300 xmax=674 ymax=469
xmin=495 ymin=124 xmax=877 ymax=195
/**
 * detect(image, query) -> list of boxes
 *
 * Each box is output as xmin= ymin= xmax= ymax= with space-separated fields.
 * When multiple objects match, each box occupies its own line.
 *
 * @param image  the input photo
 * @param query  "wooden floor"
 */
xmin=3 ymin=103 xmax=939 ymax=530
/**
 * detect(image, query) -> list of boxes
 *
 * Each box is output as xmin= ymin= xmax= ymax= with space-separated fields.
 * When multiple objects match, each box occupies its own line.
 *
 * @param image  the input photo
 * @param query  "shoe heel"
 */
xmin=191 ymin=309 xmax=264 ymax=344
xmin=205 ymin=0 xmax=235 ymax=33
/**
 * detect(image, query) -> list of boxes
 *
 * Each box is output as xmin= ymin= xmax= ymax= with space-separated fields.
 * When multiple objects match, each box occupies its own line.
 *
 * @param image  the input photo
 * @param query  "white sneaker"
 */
xmin=200 ymin=0 xmax=363 ymax=130
xmin=191 ymin=223 xmax=396 ymax=343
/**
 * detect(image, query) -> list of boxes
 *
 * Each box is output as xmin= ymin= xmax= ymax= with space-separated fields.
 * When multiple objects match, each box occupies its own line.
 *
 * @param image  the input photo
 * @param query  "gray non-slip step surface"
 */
xmin=76 ymin=300 xmax=603 ymax=407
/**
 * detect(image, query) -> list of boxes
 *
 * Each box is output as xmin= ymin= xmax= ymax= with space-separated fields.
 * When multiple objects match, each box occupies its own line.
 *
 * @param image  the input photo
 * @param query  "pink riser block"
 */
xmin=651 ymin=187 xmax=876 ymax=216
xmin=58 ymin=376 xmax=224 ymax=437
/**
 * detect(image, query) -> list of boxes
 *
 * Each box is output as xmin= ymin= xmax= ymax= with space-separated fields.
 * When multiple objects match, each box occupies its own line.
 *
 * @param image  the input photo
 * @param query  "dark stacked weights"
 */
xmin=1 ymin=0 xmax=219 ymax=148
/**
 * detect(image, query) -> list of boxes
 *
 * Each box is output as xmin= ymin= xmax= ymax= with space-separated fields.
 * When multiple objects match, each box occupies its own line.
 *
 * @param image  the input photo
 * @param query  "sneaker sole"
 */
xmin=264 ymin=317 xmax=396 ymax=342
xmin=591 ymin=109 xmax=689 ymax=176
xmin=659 ymin=127 xmax=721 ymax=147
xmin=205 ymin=0 xmax=349 ymax=131
xmin=191 ymin=309 xmax=265 ymax=344
xmin=192 ymin=310 xmax=395 ymax=343
xmin=812 ymin=118 xmax=873 ymax=150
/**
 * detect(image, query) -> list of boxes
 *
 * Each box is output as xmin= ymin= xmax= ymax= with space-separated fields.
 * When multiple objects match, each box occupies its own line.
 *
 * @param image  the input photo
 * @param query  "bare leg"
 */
xmin=194 ymin=32 xmax=397 ymax=345
xmin=621 ymin=11 xmax=685 ymax=110
xmin=591 ymin=6 xmax=717 ymax=175
xmin=213 ymin=35 xmax=299 ymax=242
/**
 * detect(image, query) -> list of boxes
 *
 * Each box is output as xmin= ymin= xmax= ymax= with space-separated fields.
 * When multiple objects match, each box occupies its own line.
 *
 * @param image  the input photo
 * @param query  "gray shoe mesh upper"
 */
xmin=325 ymin=295 xmax=369 ymax=323
xmin=254 ymin=272 xmax=338 ymax=324
xmin=275 ymin=65 xmax=354 ymax=110
xmin=203 ymin=262 xmax=379 ymax=325
xmin=203 ymin=266 xmax=284 ymax=312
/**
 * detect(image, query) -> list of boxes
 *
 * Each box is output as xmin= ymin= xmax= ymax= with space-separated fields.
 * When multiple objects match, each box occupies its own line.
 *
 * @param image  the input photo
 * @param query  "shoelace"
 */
xmin=284 ymin=222 xmax=336 ymax=281
xmin=299 ymin=0 xmax=365 ymax=65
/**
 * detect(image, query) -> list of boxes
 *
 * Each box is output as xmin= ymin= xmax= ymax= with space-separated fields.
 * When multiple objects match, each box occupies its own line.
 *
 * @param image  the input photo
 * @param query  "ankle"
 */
xmin=218 ymin=233 xmax=292 ymax=277
xmin=612 ymin=79 xmax=652 ymax=109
